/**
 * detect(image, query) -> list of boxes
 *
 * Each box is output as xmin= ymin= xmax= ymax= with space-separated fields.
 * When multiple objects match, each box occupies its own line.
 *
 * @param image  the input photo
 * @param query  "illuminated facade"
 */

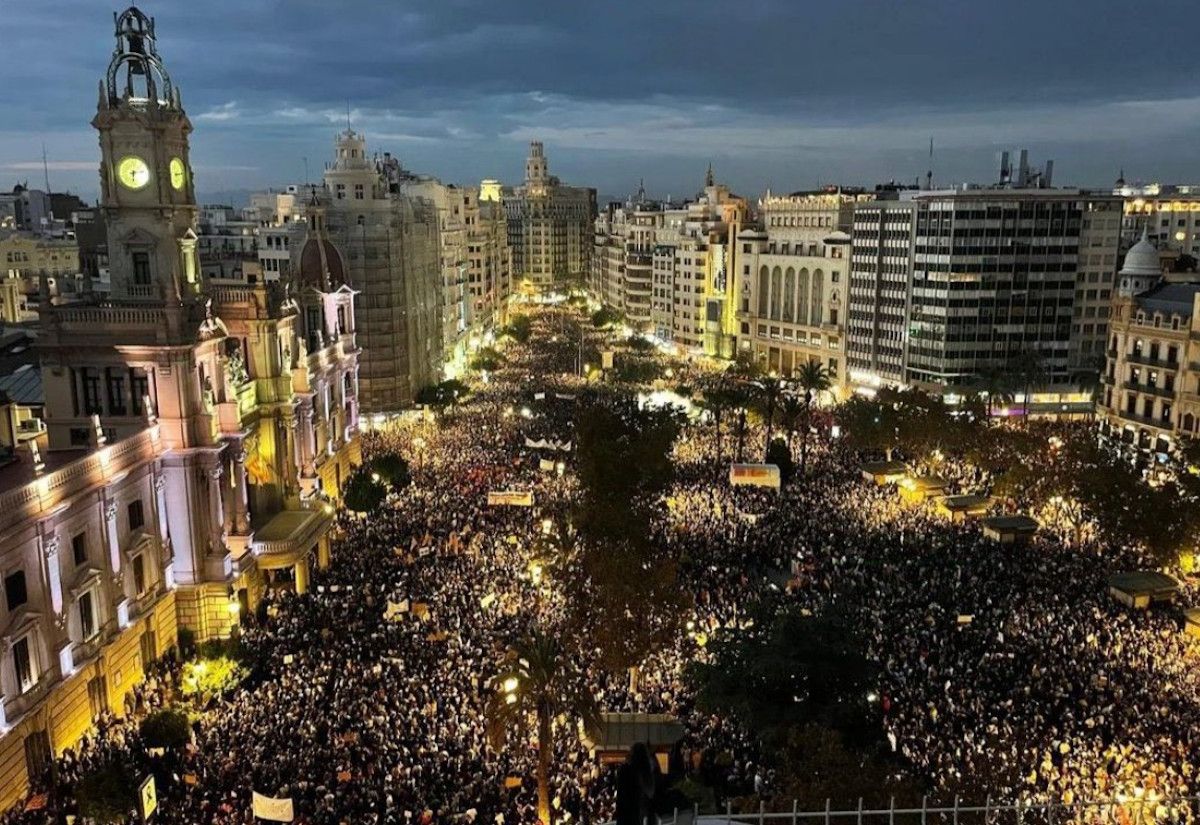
xmin=1098 ymin=281 xmax=1200 ymax=465
xmin=592 ymin=171 xmax=747 ymax=358
xmin=1115 ymin=182 xmax=1200 ymax=256
xmin=0 ymin=7 xmax=361 ymax=808
xmin=737 ymin=189 xmax=869 ymax=386
xmin=505 ymin=142 xmax=596 ymax=289
xmin=848 ymin=187 xmax=1122 ymax=397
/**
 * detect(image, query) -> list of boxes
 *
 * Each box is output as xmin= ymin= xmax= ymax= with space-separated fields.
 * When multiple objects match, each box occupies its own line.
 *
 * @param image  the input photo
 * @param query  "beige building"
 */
xmin=1 ymin=233 xmax=82 ymax=306
xmin=737 ymin=189 xmax=868 ymax=385
xmin=321 ymin=130 xmax=441 ymax=411
xmin=1098 ymin=233 xmax=1200 ymax=464
xmin=505 ymin=142 xmax=595 ymax=290
xmin=466 ymin=185 xmax=512 ymax=332
xmin=592 ymin=171 xmax=747 ymax=358
xmin=1 ymin=8 xmax=362 ymax=807
xmin=1116 ymin=181 xmax=1200 ymax=258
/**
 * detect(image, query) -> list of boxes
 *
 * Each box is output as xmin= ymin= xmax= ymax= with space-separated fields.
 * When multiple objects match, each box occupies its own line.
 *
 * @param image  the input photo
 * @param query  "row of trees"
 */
xmin=833 ymin=385 xmax=1199 ymax=565
xmin=695 ymin=360 xmax=832 ymax=476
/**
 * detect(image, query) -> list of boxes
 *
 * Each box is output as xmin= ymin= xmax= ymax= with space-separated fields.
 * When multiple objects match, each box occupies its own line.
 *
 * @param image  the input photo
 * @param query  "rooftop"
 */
xmin=1136 ymin=282 xmax=1200 ymax=316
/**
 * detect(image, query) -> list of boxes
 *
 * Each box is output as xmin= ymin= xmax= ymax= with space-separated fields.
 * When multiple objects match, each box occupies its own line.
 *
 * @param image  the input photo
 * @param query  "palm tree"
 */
xmin=1010 ymin=350 xmax=1047 ymax=427
xmin=973 ymin=365 xmax=1015 ymax=418
xmin=755 ymin=376 xmax=785 ymax=461
xmin=794 ymin=360 xmax=832 ymax=476
xmin=486 ymin=631 xmax=601 ymax=825
xmin=700 ymin=380 xmax=733 ymax=463
xmin=777 ymin=393 xmax=805 ymax=457
xmin=726 ymin=381 xmax=754 ymax=463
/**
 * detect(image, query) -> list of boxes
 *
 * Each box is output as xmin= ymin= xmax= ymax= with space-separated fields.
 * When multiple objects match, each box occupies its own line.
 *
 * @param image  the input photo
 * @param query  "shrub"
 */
xmin=77 ymin=764 xmax=137 ymax=823
xmin=343 ymin=468 xmax=386 ymax=513
xmin=181 ymin=655 xmax=245 ymax=702
xmin=140 ymin=707 xmax=191 ymax=749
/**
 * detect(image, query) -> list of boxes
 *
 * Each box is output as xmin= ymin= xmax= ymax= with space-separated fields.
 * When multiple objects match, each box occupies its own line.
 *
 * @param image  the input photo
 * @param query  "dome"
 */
xmin=298 ymin=237 xmax=345 ymax=291
xmin=1120 ymin=231 xmax=1161 ymax=278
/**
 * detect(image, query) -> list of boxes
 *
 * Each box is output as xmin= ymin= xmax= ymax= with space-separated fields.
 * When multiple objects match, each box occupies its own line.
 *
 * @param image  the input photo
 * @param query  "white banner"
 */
xmin=729 ymin=463 xmax=781 ymax=489
xmin=253 ymin=792 xmax=295 ymax=822
xmin=534 ymin=392 xmax=546 ymax=400
xmin=539 ymin=459 xmax=555 ymax=472
xmin=555 ymin=393 xmax=577 ymax=401
xmin=601 ymin=351 xmax=614 ymax=370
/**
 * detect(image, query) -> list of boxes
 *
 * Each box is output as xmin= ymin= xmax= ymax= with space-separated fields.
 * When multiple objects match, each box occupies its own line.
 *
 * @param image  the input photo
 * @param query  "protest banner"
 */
xmin=252 ymin=792 xmax=295 ymax=822
xmin=728 ymin=463 xmax=781 ymax=489
xmin=488 ymin=490 xmax=534 ymax=507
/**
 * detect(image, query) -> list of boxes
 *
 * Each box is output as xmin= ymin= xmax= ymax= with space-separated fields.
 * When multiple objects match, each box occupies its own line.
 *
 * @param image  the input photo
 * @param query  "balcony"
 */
xmin=1117 ymin=410 xmax=1173 ymax=430
xmin=1121 ymin=381 xmax=1176 ymax=400
xmin=1125 ymin=352 xmax=1180 ymax=370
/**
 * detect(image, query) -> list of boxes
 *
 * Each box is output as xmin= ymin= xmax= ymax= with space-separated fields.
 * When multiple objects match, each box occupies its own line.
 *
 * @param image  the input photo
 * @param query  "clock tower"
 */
xmin=92 ymin=6 xmax=200 ymax=304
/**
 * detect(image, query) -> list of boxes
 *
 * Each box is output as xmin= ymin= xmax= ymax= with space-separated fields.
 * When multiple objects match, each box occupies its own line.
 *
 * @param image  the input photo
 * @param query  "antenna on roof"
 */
xmin=303 ymin=156 xmax=309 ymax=185
xmin=346 ymin=99 xmax=351 ymax=131
xmin=926 ymin=137 xmax=934 ymax=190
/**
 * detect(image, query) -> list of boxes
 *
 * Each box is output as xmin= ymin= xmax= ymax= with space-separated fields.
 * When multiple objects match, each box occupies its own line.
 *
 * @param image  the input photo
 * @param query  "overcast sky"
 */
xmin=2 ymin=0 xmax=1199 ymax=204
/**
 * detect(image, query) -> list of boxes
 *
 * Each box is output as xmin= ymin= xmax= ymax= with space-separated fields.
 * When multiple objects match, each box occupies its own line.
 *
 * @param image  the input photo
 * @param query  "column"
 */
xmin=317 ymin=534 xmax=331 ymax=570
xmin=229 ymin=441 xmax=250 ymax=535
xmin=206 ymin=461 xmax=225 ymax=555
xmin=293 ymin=558 xmax=309 ymax=595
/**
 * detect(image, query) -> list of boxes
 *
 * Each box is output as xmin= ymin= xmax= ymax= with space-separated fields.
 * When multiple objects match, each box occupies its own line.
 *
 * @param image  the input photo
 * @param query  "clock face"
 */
xmin=169 ymin=157 xmax=187 ymax=190
xmin=117 ymin=156 xmax=150 ymax=190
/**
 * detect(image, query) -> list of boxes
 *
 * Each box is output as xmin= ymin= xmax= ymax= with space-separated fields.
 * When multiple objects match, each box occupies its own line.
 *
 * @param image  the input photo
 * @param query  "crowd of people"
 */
xmin=4 ymin=303 xmax=1199 ymax=824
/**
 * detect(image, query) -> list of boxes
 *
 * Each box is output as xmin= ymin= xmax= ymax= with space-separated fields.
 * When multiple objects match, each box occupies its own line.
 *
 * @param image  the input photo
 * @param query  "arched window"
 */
xmin=757 ymin=266 xmax=769 ymax=317
xmin=810 ymin=269 xmax=824 ymax=326
xmin=797 ymin=268 xmax=810 ymax=325
xmin=782 ymin=267 xmax=795 ymax=322
xmin=769 ymin=266 xmax=783 ymax=321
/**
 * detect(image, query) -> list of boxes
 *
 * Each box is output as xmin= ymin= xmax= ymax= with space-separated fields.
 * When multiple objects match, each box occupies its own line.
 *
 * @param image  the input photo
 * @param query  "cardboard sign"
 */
xmin=252 ymin=792 xmax=295 ymax=823
xmin=729 ymin=463 xmax=781 ymax=489
xmin=488 ymin=491 xmax=534 ymax=507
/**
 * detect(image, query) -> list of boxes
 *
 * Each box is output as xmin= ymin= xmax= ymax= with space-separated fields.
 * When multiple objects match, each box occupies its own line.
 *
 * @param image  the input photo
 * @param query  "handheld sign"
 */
xmin=139 ymin=776 xmax=157 ymax=822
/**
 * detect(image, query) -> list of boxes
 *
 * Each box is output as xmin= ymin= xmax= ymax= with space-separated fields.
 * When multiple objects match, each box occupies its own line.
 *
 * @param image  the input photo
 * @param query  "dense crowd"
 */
xmin=5 ymin=304 xmax=1199 ymax=824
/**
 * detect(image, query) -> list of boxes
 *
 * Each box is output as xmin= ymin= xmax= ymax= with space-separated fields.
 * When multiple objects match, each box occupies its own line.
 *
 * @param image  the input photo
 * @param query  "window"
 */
xmin=131 ymin=368 xmax=150 ymax=416
xmin=131 ymin=251 xmax=151 ymax=286
xmin=133 ymin=554 xmax=147 ymax=596
xmin=13 ymin=636 xmax=34 ymax=692
xmin=81 ymin=368 xmax=102 ymax=415
xmin=72 ymin=532 xmax=87 ymax=566
xmin=5 ymin=570 xmax=27 ymax=611
xmin=105 ymin=369 xmax=127 ymax=416
xmin=79 ymin=590 xmax=97 ymax=640
xmin=127 ymin=500 xmax=145 ymax=532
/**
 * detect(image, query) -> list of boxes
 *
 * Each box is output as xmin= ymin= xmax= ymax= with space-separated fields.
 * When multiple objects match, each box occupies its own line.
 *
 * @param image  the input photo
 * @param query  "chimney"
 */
xmin=1000 ymin=151 xmax=1011 ymax=185
xmin=1043 ymin=160 xmax=1054 ymax=188
xmin=1018 ymin=149 xmax=1030 ymax=187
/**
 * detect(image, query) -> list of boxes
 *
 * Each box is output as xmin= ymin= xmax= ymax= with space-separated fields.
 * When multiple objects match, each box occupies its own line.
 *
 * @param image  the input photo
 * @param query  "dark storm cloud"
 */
xmin=3 ymin=0 xmax=1200 ymax=201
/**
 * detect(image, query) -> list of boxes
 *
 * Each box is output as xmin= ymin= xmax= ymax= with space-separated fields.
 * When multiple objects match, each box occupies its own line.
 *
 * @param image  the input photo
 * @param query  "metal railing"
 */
xmin=641 ymin=795 xmax=1200 ymax=825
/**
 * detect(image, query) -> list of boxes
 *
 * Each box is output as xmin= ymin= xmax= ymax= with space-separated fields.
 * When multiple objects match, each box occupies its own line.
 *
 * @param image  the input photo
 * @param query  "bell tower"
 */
xmin=92 ymin=6 xmax=200 ymax=303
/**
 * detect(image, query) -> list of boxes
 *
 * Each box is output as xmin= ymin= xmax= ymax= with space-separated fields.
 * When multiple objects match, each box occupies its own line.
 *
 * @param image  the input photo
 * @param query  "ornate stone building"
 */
xmin=0 ymin=7 xmax=361 ymax=808
xmin=321 ymin=130 xmax=440 ymax=410
xmin=505 ymin=142 xmax=595 ymax=290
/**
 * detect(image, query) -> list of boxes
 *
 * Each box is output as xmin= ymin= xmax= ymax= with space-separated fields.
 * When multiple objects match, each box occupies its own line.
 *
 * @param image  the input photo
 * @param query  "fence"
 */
xmin=640 ymin=795 xmax=1200 ymax=825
